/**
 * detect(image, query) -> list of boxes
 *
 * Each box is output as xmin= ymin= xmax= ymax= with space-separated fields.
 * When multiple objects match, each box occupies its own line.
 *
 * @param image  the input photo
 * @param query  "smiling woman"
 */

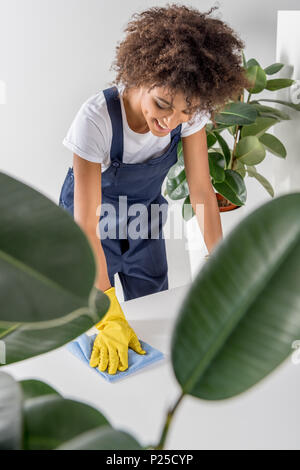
xmin=121 ymin=84 xmax=204 ymax=136
xmin=59 ymin=2 xmax=250 ymax=375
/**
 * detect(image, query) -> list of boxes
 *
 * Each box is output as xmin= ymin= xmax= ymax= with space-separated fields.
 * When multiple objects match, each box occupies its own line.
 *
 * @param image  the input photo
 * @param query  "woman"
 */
xmin=59 ymin=4 xmax=250 ymax=374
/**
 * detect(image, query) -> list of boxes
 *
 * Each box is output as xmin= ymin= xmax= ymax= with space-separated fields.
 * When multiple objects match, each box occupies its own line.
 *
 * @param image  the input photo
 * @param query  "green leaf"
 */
xmin=207 ymin=131 xmax=217 ymax=148
xmin=241 ymin=117 xmax=278 ymax=138
xmin=207 ymin=122 xmax=235 ymax=134
xmin=235 ymin=136 xmax=266 ymax=165
xmin=242 ymin=51 xmax=247 ymax=68
xmin=265 ymin=79 xmax=295 ymax=91
xmin=250 ymin=102 xmax=290 ymax=121
xmin=215 ymin=124 xmax=235 ymax=134
xmin=0 ymin=290 xmax=109 ymax=365
xmin=0 ymin=372 xmax=22 ymax=450
xmin=177 ymin=139 xmax=183 ymax=155
xmin=208 ymin=152 xmax=226 ymax=183
xmin=177 ymin=139 xmax=184 ymax=164
xmin=23 ymin=395 xmax=109 ymax=450
xmin=167 ymin=159 xmax=184 ymax=180
xmin=255 ymin=98 xmax=300 ymax=111
xmin=246 ymin=58 xmax=260 ymax=68
xmin=56 ymin=425 xmax=143 ymax=450
xmin=227 ymin=125 xmax=237 ymax=136
xmin=171 ymin=193 xmax=300 ymax=399
xmin=264 ymin=63 xmax=284 ymax=75
xmin=246 ymin=166 xmax=275 ymax=197
xmin=205 ymin=122 xmax=214 ymax=132
xmin=166 ymin=168 xmax=189 ymax=200
xmin=214 ymin=102 xmax=258 ymax=126
xmin=246 ymin=66 xmax=267 ymax=94
xmin=0 ymin=161 xmax=111 ymax=367
xmin=245 ymin=165 xmax=257 ymax=176
xmin=213 ymin=169 xmax=247 ymax=206
xmin=214 ymin=133 xmax=231 ymax=168
xmin=20 ymin=379 xmax=60 ymax=401
xmin=0 ymin=171 xmax=97 ymax=323
xmin=259 ymin=133 xmax=287 ymax=158
xmin=182 ymin=195 xmax=195 ymax=222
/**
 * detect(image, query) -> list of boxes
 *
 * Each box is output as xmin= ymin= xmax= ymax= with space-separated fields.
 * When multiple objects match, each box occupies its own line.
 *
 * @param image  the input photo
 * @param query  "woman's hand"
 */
xmin=90 ymin=287 xmax=146 ymax=374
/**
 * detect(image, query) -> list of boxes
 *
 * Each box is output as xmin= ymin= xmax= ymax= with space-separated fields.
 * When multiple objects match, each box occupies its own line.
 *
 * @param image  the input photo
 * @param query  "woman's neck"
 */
xmin=122 ymin=87 xmax=150 ymax=134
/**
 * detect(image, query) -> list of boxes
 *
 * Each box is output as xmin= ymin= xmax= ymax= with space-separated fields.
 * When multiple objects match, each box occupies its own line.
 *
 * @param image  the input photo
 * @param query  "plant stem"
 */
xmin=229 ymin=91 xmax=244 ymax=169
xmin=154 ymin=392 xmax=185 ymax=450
xmin=230 ymin=125 xmax=240 ymax=169
xmin=0 ymin=323 xmax=21 ymax=339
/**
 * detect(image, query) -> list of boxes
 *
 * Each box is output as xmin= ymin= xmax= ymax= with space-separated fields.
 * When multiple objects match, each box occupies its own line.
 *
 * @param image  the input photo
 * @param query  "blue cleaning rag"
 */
xmin=66 ymin=333 xmax=165 ymax=383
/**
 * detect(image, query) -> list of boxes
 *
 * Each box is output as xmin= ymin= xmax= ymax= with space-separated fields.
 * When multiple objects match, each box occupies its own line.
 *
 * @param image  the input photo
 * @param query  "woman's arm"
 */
xmin=182 ymin=126 xmax=223 ymax=253
xmin=73 ymin=153 xmax=112 ymax=291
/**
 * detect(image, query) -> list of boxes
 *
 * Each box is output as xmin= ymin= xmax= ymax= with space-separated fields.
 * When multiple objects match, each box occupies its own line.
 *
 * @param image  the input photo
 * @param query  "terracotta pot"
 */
xmin=216 ymin=192 xmax=240 ymax=212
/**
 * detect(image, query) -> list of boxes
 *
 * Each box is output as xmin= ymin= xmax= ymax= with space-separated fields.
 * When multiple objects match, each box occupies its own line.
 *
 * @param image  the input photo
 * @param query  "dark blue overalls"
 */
xmin=59 ymin=86 xmax=182 ymax=301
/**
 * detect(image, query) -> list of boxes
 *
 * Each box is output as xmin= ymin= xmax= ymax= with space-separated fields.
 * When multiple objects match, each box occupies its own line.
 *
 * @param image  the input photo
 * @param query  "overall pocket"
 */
xmin=59 ymin=167 xmax=74 ymax=217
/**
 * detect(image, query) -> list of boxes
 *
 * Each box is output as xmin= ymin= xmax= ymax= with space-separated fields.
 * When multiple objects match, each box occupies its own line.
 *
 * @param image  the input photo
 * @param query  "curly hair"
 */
xmin=109 ymin=3 xmax=251 ymax=126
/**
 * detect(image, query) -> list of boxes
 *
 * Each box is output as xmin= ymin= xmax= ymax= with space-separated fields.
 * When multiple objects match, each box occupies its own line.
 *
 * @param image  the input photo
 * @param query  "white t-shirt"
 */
xmin=62 ymin=85 xmax=210 ymax=172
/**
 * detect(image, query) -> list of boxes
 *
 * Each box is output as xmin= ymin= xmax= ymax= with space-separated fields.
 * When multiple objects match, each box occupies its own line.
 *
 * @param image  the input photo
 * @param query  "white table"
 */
xmin=2 ymin=283 xmax=300 ymax=450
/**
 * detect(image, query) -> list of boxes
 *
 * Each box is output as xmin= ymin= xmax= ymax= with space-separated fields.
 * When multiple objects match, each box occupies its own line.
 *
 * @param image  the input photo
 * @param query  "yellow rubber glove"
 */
xmin=89 ymin=286 xmax=146 ymax=374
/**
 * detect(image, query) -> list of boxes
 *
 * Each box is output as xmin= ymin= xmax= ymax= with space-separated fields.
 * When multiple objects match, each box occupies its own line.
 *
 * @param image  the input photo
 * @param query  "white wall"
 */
xmin=1 ymin=0 xmax=299 ymax=196
xmin=271 ymin=11 xmax=300 ymax=195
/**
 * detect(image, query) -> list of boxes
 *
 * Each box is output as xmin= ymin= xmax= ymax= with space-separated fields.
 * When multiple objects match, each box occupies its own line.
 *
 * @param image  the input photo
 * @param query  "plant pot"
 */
xmin=216 ymin=192 xmax=240 ymax=212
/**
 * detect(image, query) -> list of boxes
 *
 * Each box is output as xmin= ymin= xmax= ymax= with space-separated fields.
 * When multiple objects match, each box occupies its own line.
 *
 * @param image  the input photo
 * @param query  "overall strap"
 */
xmin=103 ymin=86 xmax=124 ymax=163
xmin=171 ymin=123 xmax=182 ymax=138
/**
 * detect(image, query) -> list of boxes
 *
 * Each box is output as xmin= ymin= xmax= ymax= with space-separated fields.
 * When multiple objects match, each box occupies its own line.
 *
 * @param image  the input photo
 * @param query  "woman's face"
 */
xmin=140 ymin=85 xmax=200 ymax=136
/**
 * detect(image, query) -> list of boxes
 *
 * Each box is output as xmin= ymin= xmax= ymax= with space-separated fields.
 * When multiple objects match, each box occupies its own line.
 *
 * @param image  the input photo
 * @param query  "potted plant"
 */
xmin=165 ymin=52 xmax=300 ymax=218
xmin=1 ymin=170 xmax=300 ymax=449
